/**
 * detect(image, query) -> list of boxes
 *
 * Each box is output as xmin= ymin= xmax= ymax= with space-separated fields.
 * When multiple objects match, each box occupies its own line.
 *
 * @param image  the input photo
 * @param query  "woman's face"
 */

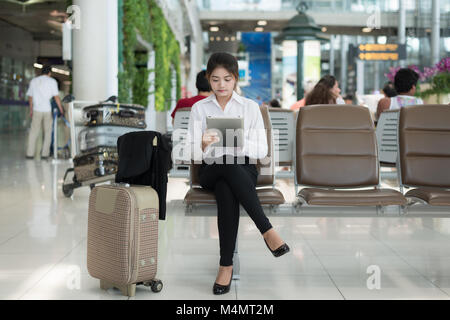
xmin=331 ymin=81 xmax=341 ymax=97
xmin=209 ymin=67 xmax=236 ymax=98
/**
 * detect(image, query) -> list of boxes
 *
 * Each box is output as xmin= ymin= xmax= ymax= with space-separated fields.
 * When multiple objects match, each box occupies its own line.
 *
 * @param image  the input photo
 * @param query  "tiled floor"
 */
xmin=1 ymin=132 xmax=450 ymax=300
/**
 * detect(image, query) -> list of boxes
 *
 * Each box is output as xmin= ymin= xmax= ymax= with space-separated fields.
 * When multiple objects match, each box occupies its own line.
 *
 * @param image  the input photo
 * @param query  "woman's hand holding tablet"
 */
xmin=202 ymin=129 xmax=220 ymax=151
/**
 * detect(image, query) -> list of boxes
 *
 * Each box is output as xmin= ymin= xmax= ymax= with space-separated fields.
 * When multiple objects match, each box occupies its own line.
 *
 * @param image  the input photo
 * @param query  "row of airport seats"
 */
xmin=172 ymin=104 xmax=450 ymax=213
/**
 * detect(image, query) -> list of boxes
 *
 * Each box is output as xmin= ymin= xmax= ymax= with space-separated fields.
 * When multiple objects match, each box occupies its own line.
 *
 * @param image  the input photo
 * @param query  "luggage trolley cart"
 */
xmin=62 ymin=97 xmax=117 ymax=197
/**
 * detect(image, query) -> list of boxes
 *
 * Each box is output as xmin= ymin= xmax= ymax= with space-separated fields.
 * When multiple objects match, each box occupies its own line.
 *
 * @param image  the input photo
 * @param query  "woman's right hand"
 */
xmin=202 ymin=129 xmax=220 ymax=151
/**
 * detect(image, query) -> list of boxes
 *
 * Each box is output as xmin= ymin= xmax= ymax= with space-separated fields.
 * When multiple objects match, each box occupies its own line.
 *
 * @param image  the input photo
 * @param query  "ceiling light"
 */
xmin=224 ymin=37 xmax=229 ymax=41
xmin=255 ymin=27 xmax=264 ymax=32
xmin=321 ymin=27 xmax=327 ymax=32
xmin=210 ymin=37 xmax=214 ymax=41
xmin=216 ymin=36 xmax=221 ymax=41
xmin=51 ymin=67 xmax=70 ymax=76
xmin=257 ymin=20 xmax=267 ymax=26
xmin=210 ymin=26 xmax=219 ymax=32
xmin=362 ymin=27 xmax=373 ymax=33
xmin=33 ymin=63 xmax=43 ymax=69
xmin=231 ymin=36 xmax=236 ymax=41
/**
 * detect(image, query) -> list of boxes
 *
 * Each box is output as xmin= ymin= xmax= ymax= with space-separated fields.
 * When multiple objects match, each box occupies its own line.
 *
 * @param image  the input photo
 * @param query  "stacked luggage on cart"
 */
xmin=62 ymin=99 xmax=146 ymax=197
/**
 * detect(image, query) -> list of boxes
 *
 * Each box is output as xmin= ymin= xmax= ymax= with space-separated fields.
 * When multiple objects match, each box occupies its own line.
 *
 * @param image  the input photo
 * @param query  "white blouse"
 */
xmin=187 ymin=91 xmax=268 ymax=163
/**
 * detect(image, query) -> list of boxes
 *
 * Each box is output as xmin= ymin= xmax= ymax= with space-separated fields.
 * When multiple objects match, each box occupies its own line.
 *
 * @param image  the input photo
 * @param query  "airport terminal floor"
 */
xmin=1 ymin=131 xmax=450 ymax=300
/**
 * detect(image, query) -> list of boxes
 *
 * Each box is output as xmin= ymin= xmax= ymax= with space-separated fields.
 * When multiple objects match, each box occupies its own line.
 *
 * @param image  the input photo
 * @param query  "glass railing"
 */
xmin=197 ymin=0 xmax=436 ymax=13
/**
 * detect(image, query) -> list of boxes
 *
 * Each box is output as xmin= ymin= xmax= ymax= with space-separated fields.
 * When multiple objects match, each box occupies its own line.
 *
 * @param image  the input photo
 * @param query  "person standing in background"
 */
xmin=26 ymin=65 xmax=64 ymax=160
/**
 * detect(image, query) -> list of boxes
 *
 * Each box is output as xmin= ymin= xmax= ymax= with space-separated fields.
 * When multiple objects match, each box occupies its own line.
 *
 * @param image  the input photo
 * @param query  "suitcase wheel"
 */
xmin=151 ymin=279 xmax=163 ymax=293
xmin=143 ymin=279 xmax=163 ymax=293
xmin=62 ymin=184 xmax=73 ymax=198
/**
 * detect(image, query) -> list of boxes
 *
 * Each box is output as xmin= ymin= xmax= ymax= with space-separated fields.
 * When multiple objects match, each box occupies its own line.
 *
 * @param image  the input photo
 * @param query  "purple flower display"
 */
xmin=384 ymin=57 xmax=449 ymax=83
xmin=435 ymin=57 xmax=450 ymax=73
xmin=385 ymin=66 xmax=400 ymax=82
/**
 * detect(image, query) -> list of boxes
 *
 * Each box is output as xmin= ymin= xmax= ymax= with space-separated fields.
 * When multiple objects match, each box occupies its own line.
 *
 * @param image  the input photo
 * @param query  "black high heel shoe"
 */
xmin=213 ymin=269 xmax=233 ymax=295
xmin=264 ymin=239 xmax=290 ymax=257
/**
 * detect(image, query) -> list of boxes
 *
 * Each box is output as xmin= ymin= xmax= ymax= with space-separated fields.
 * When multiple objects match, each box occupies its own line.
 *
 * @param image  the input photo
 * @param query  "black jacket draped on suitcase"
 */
xmin=115 ymin=131 xmax=172 ymax=220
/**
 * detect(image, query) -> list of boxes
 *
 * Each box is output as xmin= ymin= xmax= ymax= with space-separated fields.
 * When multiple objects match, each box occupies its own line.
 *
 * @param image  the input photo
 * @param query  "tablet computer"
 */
xmin=206 ymin=116 xmax=244 ymax=148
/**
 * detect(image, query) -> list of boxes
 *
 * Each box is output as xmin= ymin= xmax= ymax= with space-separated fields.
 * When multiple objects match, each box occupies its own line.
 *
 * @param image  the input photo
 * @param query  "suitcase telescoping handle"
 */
xmin=103 ymin=95 xmax=118 ymax=103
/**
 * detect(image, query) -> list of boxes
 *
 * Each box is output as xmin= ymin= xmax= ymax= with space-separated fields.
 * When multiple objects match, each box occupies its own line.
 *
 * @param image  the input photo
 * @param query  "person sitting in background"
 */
xmin=305 ymin=75 xmax=343 ymax=106
xmin=318 ymin=75 xmax=345 ymax=104
xmin=381 ymin=81 xmax=397 ymax=98
xmin=343 ymin=94 xmax=354 ymax=104
xmin=290 ymin=79 xmax=315 ymax=110
xmin=171 ymin=70 xmax=212 ymax=123
xmin=305 ymin=75 xmax=340 ymax=106
xmin=376 ymin=68 xmax=423 ymax=120
xmin=269 ymin=99 xmax=281 ymax=108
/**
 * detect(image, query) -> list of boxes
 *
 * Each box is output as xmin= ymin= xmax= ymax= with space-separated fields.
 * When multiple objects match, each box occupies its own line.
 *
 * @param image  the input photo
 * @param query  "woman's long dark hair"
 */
xmin=317 ymin=75 xmax=337 ymax=89
xmin=305 ymin=75 xmax=338 ymax=105
xmin=305 ymin=84 xmax=336 ymax=105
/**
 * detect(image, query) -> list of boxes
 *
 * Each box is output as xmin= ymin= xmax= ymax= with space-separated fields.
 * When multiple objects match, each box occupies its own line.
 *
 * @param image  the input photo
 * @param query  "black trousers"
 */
xmin=198 ymin=156 xmax=273 ymax=266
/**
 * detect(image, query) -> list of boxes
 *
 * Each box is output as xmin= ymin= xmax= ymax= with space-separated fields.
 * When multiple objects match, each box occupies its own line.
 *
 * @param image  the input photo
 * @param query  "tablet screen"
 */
xmin=206 ymin=117 xmax=244 ymax=148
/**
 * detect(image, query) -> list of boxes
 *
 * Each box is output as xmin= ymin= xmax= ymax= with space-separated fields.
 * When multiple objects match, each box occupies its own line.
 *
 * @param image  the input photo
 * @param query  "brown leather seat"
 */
xmin=399 ymin=104 xmax=450 ymax=206
xmin=184 ymin=105 xmax=285 ymax=207
xmin=295 ymin=104 xmax=406 ymax=206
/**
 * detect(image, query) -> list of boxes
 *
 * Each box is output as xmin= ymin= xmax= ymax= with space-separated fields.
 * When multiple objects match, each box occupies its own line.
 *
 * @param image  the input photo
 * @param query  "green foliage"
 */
xmin=119 ymin=0 xmax=181 ymax=110
xmin=133 ymin=52 xmax=150 ymax=107
xmin=237 ymin=42 xmax=246 ymax=53
xmin=418 ymin=72 xmax=450 ymax=98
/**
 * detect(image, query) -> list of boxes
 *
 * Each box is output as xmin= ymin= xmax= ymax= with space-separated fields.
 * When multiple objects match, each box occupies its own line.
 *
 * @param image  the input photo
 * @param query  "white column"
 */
xmin=398 ymin=0 xmax=406 ymax=67
xmin=329 ymin=35 xmax=335 ymax=76
xmin=340 ymin=35 xmax=347 ymax=94
xmin=374 ymin=61 xmax=380 ymax=92
xmin=374 ymin=36 xmax=380 ymax=91
xmin=431 ymin=0 xmax=440 ymax=65
xmin=147 ymin=50 xmax=156 ymax=131
xmin=356 ymin=36 xmax=364 ymax=96
xmin=106 ymin=0 xmax=118 ymax=97
xmin=73 ymin=0 xmax=118 ymax=101
xmin=356 ymin=60 xmax=365 ymax=96
xmin=189 ymin=39 xmax=198 ymax=95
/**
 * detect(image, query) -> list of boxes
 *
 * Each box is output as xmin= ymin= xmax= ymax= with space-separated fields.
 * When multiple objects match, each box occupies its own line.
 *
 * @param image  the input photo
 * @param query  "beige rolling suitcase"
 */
xmin=87 ymin=184 xmax=163 ymax=297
